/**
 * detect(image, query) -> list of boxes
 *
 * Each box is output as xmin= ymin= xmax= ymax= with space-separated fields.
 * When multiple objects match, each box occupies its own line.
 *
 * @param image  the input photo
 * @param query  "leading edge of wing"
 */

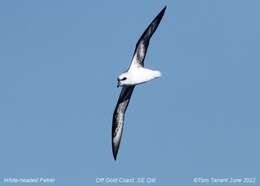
xmin=129 ymin=6 xmax=167 ymax=69
xmin=112 ymin=85 xmax=135 ymax=160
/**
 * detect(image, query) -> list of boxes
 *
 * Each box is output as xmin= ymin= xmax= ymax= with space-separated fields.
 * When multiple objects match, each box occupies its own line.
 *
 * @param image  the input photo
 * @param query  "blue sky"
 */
xmin=0 ymin=0 xmax=259 ymax=185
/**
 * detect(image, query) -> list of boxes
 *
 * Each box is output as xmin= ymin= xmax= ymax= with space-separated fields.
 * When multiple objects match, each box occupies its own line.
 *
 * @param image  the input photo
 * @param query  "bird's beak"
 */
xmin=117 ymin=80 xmax=120 ymax=88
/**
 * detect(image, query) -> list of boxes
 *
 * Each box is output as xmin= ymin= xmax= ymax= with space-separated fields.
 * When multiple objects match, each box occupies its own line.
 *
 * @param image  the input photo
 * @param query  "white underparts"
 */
xmin=123 ymin=67 xmax=161 ymax=86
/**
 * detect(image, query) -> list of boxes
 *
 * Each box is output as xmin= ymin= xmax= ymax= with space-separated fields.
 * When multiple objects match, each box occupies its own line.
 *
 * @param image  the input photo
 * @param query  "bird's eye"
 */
xmin=121 ymin=77 xmax=127 ymax=81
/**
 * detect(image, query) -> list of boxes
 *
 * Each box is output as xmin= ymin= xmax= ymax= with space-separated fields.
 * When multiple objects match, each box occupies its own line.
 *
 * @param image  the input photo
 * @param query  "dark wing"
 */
xmin=129 ymin=6 xmax=166 ymax=69
xmin=112 ymin=86 xmax=135 ymax=160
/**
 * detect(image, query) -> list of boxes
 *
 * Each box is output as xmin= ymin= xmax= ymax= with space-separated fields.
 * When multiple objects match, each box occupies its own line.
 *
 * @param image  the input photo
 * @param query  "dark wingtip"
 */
xmin=112 ymin=143 xmax=118 ymax=161
xmin=155 ymin=6 xmax=167 ymax=22
xmin=161 ymin=6 xmax=167 ymax=15
xmin=113 ymin=153 xmax=117 ymax=161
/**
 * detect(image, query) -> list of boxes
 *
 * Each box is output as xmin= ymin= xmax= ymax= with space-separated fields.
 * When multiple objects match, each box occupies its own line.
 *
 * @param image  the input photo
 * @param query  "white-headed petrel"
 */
xmin=112 ymin=6 xmax=167 ymax=160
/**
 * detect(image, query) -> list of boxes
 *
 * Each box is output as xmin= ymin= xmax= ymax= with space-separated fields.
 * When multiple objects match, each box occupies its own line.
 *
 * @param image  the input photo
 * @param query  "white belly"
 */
xmin=128 ymin=68 xmax=161 ymax=85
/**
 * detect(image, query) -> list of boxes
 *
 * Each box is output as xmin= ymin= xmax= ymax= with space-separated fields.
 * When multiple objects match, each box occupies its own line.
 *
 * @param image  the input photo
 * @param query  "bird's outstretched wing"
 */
xmin=129 ymin=6 xmax=166 ymax=69
xmin=112 ymin=86 xmax=135 ymax=160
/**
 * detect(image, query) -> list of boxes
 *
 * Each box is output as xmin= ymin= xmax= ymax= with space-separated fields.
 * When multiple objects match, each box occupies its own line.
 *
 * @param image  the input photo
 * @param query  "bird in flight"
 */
xmin=112 ymin=6 xmax=167 ymax=160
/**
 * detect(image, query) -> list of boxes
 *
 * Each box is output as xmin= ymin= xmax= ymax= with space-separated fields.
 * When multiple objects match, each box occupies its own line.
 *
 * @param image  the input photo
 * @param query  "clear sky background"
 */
xmin=0 ymin=0 xmax=259 ymax=186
